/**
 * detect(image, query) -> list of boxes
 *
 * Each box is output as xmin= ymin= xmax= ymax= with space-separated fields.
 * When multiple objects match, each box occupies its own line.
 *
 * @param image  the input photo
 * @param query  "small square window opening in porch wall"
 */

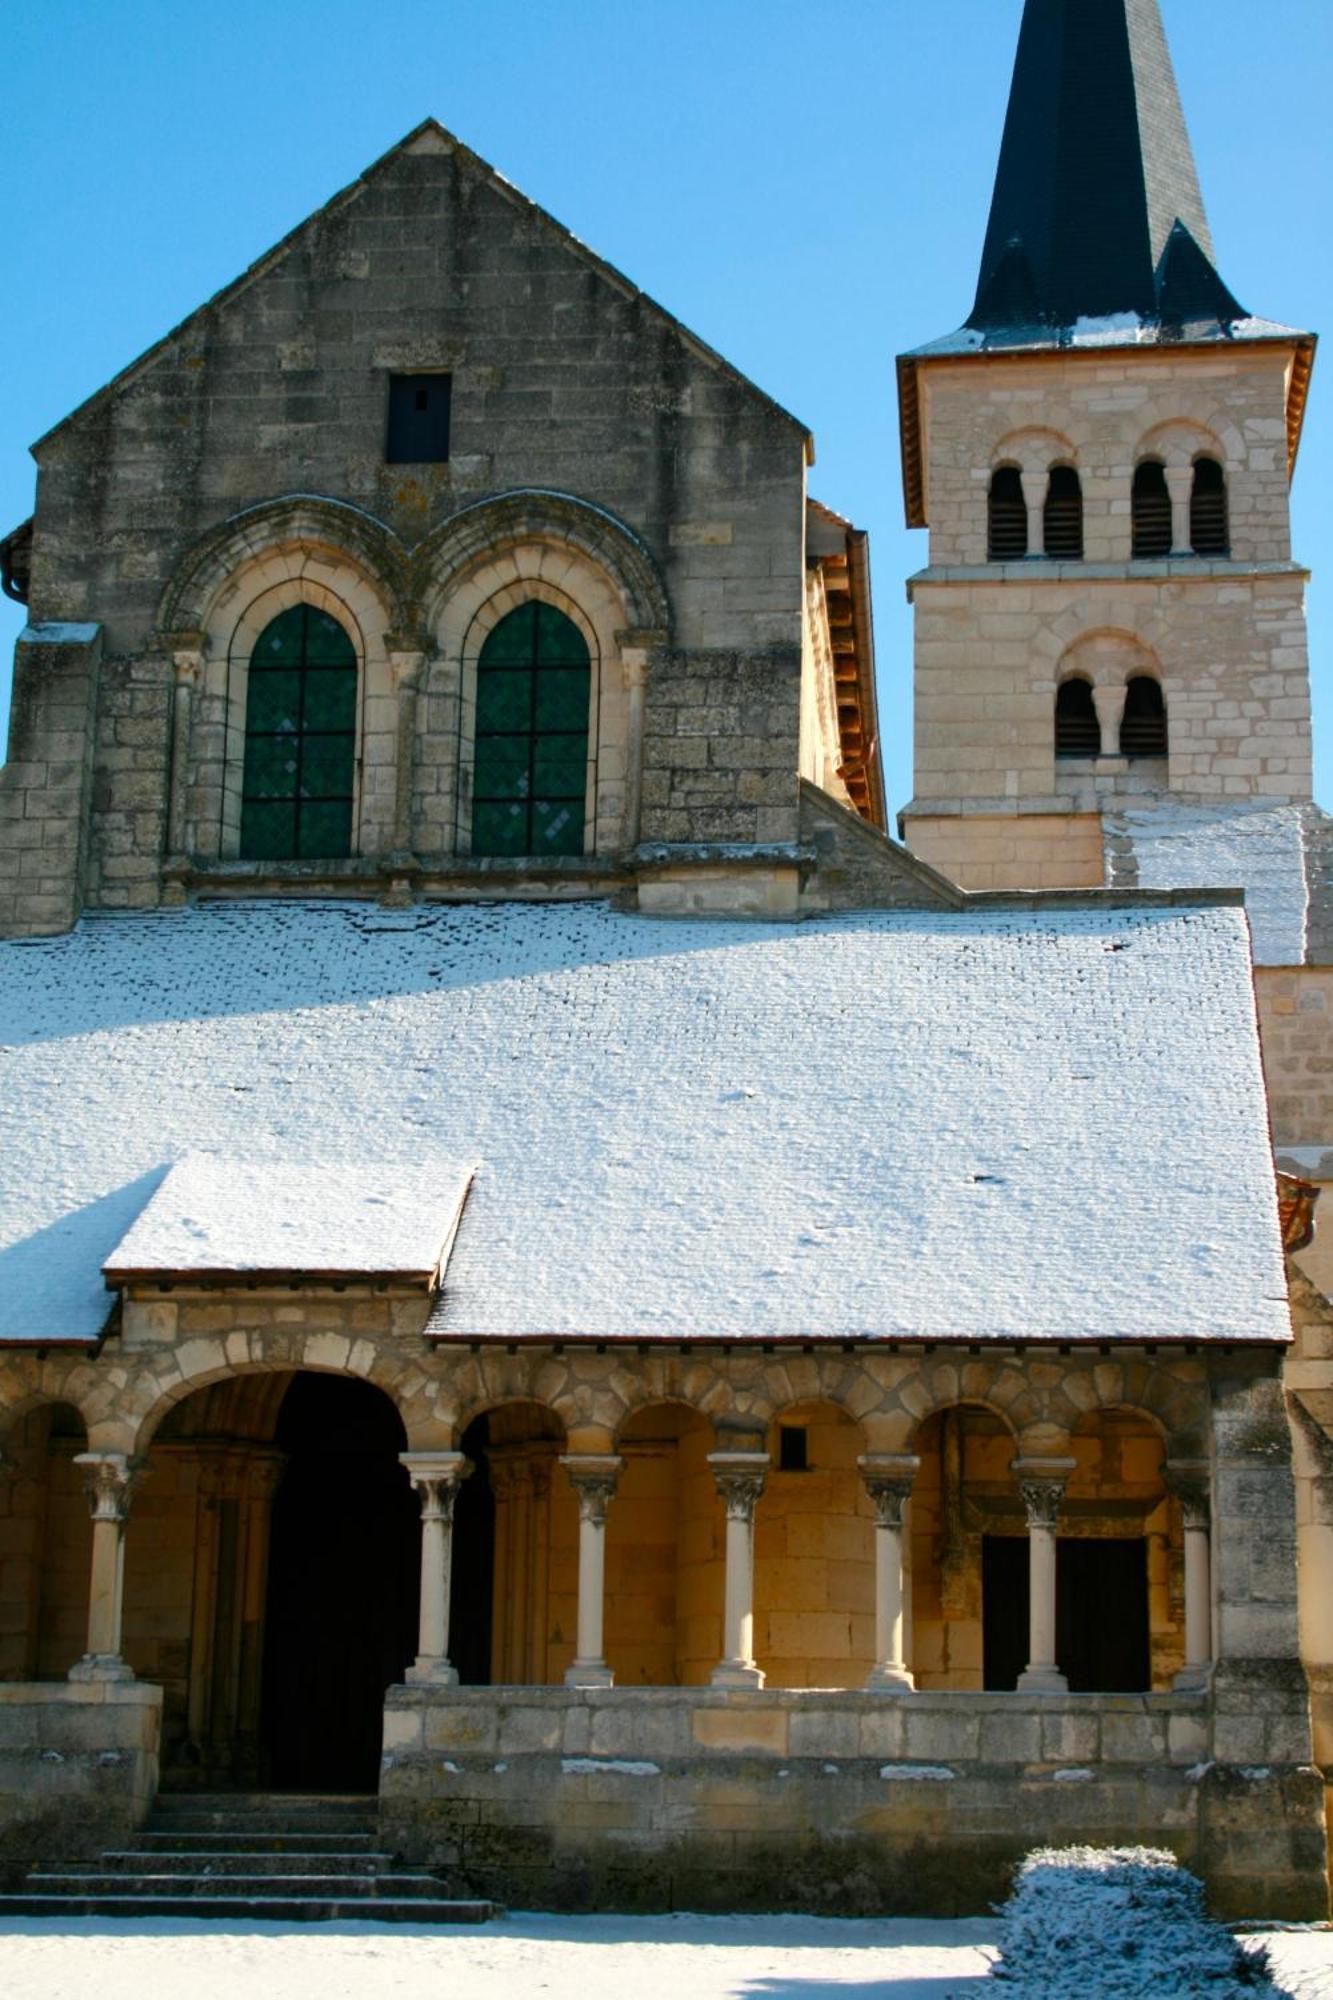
xmin=386 ymin=374 xmax=452 ymax=463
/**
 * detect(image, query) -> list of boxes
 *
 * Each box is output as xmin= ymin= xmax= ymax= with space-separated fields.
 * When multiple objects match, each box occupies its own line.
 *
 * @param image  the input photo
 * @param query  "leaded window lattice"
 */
xmin=472 ymin=603 xmax=591 ymax=858
xmin=239 ymin=605 xmax=357 ymax=861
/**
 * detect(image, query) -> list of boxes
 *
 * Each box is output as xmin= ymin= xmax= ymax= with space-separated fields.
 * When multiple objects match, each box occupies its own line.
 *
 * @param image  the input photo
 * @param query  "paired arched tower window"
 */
xmin=988 ymin=464 xmax=1083 ymax=561
xmin=1132 ymin=456 xmax=1229 ymax=559
xmin=1054 ymin=673 xmax=1167 ymax=760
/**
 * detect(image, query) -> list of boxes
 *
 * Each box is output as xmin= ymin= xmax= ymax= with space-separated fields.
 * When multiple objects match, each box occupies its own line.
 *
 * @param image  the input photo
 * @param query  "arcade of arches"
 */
xmin=0 ymin=1366 xmax=1213 ymax=1789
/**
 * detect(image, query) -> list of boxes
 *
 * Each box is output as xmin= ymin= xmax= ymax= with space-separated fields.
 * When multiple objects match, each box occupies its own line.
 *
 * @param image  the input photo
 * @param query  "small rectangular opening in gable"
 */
xmin=386 ymin=374 xmax=452 ymax=464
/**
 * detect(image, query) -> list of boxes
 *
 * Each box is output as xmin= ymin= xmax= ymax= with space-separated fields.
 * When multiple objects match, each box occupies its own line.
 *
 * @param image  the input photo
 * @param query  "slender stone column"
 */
xmin=708 ymin=1452 xmax=769 ymax=1689
xmin=1021 ymin=470 xmax=1051 ymax=556
xmin=1164 ymin=465 xmax=1194 ymax=554
xmin=400 ymin=1452 xmax=471 ymax=1686
xmin=859 ymin=1454 xmax=920 ymax=1692
xmin=69 ymin=1452 xmax=143 ymax=1683
xmin=562 ymin=1455 xmax=623 ymax=1688
xmin=1166 ymin=1460 xmax=1214 ymax=1691
xmin=1013 ymin=1457 xmax=1075 ymax=1693
xmin=386 ymin=643 xmax=426 ymax=857
xmin=1092 ymin=683 xmax=1129 ymax=758
xmin=618 ymin=643 xmax=650 ymax=852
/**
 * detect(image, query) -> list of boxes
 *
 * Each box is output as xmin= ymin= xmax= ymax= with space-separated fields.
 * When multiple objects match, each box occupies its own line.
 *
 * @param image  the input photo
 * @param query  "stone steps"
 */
xmin=0 ymin=1791 xmax=495 ymax=1925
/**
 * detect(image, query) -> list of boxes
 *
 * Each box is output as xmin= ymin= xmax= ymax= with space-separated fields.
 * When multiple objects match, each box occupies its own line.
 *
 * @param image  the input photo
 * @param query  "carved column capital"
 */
xmin=400 ymin=1451 xmax=472 ymax=1523
xmin=858 ymin=1453 xmax=920 ymax=1530
xmin=74 ymin=1452 xmax=144 ymax=1523
xmin=618 ymin=644 xmax=650 ymax=695
xmin=561 ymin=1453 xmax=624 ymax=1527
xmin=386 ymin=643 xmax=428 ymax=692
xmin=708 ymin=1450 xmax=769 ymax=1523
xmin=1012 ymin=1456 xmax=1076 ymax=1530
xmin=1165 ymin=1459 xmax=1212 ymax=1531
xmin=1163 ymin=464 xmax=1195 ymax=502
xmin=172 ymin=646 xmax=205 ymax=686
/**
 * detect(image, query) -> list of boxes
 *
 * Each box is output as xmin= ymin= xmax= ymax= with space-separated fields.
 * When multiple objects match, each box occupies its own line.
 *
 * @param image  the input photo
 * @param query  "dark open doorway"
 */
xmin=982 ymin=1535 xmax=1150 ymax=1692
xmin=262 ymin=1374 xmax=417 ymax=1791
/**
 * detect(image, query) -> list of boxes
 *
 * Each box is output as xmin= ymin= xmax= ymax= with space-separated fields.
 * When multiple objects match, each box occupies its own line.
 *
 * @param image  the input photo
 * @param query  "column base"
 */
xmin=564 ymin=1661 xmax=614 ymax=1689
xmin=710 ymin=1662 xmax=765 ymax=1690
xmin=68 ymin=1654 xmax=136 ymax=1684
xmin=405 ymin=1658 xmax=460 ymax=1687
xmin=1173 ymin=1661 xmax=1214 ymax=1693
xmin=865 ymin=1664 xmax=916 ymax=1693
xmin=1016 ymin=1666 xmax=1068 ymax=1693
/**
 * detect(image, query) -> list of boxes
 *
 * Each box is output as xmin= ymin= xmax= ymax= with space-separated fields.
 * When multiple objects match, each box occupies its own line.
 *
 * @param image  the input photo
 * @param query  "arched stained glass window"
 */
xmin=472 ymin=602 xmax=591 ymax=858
xmin=240 ymin=605 xmax=357 ymax=860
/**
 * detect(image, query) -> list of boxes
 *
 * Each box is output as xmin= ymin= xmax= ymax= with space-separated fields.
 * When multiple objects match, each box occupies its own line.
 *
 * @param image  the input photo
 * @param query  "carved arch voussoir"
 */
xmin=157 ymin=497 xmax=413 ymax=640
xmin=412 ymin=489 xmax=671 ymax=638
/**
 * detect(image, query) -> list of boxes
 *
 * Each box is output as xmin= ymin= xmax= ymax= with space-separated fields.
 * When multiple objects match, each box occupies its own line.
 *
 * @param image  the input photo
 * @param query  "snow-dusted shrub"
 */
xmin=989 ymin=1846 xmax=1283 ymax=1998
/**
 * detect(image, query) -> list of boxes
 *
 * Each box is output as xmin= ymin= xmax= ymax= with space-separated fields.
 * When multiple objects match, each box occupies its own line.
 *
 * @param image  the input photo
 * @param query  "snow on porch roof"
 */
xmin=102 ymin=1154 xmax=473 ymax=1286
xmin=0 ymin=898 xmax=1292 ymax=1348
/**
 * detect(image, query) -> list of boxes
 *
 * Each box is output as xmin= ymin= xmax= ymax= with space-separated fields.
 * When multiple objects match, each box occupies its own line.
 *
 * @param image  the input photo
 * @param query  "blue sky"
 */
xmin=3 ymin=0 xmax=1330 ymax=817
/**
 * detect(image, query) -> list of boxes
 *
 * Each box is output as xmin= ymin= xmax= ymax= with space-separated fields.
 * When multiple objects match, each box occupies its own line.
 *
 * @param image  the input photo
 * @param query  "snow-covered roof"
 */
xmin=1102 ymin=802 xmax=1317 ymax=965
xmin=103 ymin=1154 xmax=472 ymax=1283
xmin=0 ymin=898 xmax=1290 ymax=1347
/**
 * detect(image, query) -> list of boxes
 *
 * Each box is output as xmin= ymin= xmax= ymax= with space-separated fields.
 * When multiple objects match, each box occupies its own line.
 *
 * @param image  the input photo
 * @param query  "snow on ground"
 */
xmin=0 ymin=1915 xmax=1327 ymax=2000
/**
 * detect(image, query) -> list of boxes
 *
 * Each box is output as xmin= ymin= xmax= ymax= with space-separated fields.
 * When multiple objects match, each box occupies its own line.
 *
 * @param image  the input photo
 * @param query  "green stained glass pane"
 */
xmin=472 ymin=800 xmax=530 ymax=857
xmin=245 ymin=669 xmax=301 ymax=734
xmin=303 ymin=609 xmax=356 ymax=665
xmin=474 ymin=735 xmax=532 ymax=802
xmin=256 ymin=608 xmax=306 ymax=664
xmin=533 ymin=736 xmax=587 ymax=799
xmin=535 ymin=603 xmax=588 ymax=666
xmin=298 ymin=801 xmax=353 ymax=858
xmin=535 ymin=666 xmax=590 ymax=732
xmin=303 ymin=666 xmax=357 ymax=731
xmin=240 ymin=799 xmax=297 ymax=860
xmin=300 ymin=733 xmax=355 ymax=799
xmin=475 ymin=667 xmax=533 ymax=733
xmin=480 ymin=603 xmax=538 ymax=668
xmin=532 ymin=798 xmax=584 ymax=856
xmin=243 ymin=736 xmax=300 ymax=798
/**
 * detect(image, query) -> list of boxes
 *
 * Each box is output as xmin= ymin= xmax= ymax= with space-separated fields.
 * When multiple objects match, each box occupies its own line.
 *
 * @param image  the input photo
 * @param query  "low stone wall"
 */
xmin=0 ymin=1681 xmax=162 ymax=1885
xmin=380 ymin=1685 xmax=1328 ymax=1920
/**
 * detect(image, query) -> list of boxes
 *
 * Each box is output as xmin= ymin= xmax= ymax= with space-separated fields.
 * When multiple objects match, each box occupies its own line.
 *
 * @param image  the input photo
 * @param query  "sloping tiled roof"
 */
xmin=0 ymin=899 xmax=1289 ymax=1348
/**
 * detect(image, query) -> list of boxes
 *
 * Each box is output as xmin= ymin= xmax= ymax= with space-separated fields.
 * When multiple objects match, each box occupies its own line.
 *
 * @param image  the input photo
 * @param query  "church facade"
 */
xmin=0 ymin=0 xmax=1330 ymax=1919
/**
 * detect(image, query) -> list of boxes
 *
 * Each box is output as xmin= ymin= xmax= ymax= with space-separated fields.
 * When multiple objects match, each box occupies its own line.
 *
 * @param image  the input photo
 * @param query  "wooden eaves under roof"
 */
xmin=808 ymin=499 xmax=886 ymax=831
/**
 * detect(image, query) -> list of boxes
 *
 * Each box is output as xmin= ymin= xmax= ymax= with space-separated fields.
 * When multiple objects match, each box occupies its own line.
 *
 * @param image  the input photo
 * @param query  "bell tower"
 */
xmin=896 ymin=0 xmax=1317 ymax=893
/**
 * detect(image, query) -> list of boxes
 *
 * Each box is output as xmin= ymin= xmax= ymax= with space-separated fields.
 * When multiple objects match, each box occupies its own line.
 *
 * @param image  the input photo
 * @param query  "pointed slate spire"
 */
xmin=968 ymin=0 xmax=1245 ymax=332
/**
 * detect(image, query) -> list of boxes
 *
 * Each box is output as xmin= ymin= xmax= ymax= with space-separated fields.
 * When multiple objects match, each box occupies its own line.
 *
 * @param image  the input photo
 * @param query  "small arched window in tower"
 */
xmin=1055 ymin=676 xmax=1100 ymax=758
xmin=1120 ymin=676 xmax=1168 ymax=758
xmin=1190 ymin=457 xmax=1230 ymax=556
xmin=1131 ymin=460 xmax=1173 ymax=558
xmin=240 ymin=604 xmax=357 ymax=860
xmin=988 ymin=465 xmax=1027 ymax=561
xmin=1044 ymin=465 xmax=1084 ymax=560
xmin=472 ymin=601 xmax=591 ymax=858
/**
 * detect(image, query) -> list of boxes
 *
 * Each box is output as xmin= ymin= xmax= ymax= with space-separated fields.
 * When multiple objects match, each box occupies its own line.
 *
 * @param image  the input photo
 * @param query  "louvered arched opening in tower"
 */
xmin=1055 ymin=677 xmax=1100 ymax=758
xmin=1043 ymin=465 xmax=1084 ymax=560
xmin=1131 ymin=461 xmax=1173 ymax=559
xmin=1190 ymin=457 xmax=1230 ymax=556
xmin=988 ymin=466 xmax=1027 ymax=560
xmin=1120 ymin=676 xmax=1168 ymax=758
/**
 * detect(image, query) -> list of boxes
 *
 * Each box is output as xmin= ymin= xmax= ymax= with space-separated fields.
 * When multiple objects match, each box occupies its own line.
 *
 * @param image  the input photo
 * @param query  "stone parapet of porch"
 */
xmin=380 ymin=1683 xmax=1329 ymax=1921
xmin=0 ymin=1680 xmax=162 ymax=1885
